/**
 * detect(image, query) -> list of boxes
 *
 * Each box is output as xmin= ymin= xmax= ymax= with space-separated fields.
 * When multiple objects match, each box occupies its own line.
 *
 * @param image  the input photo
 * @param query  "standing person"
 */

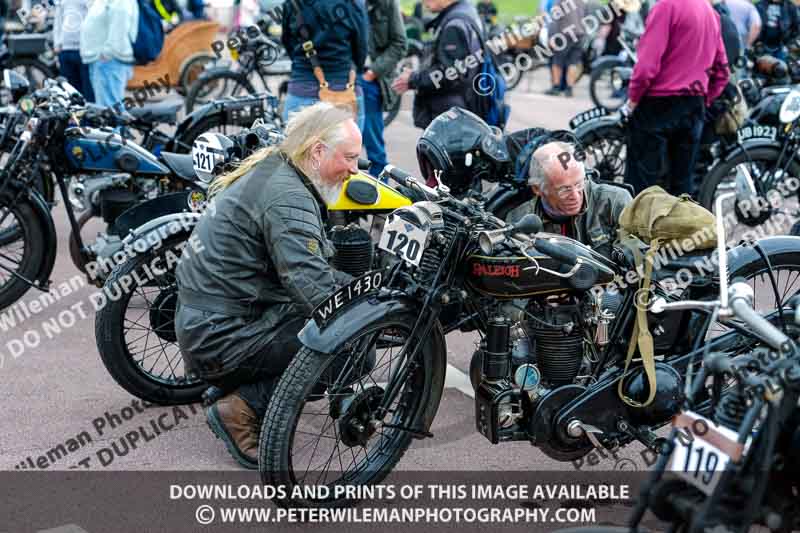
xmin=476 ymin=0 xmax=497 ymax=27
xmin=79 ymin=0 xmax=139 ymax=108
xmin=622 ymin=0 xmax=729 ymax=196
xmin=54 ymin=0 xmax=94 ymax=103
xmin=391 ymin=0 xmax=484 ymax=129
xmin=281 ymin=0 xmax=369 ymax=130
xmin=755 ymin=0 xmax=800 ymax=59
xmin=361 ymin=0 xmax=407 ymax=177
xmin=725 ymin=0 xmax=762 ymax=48
xmin=543 ymin=0 xmax=587 ymax=97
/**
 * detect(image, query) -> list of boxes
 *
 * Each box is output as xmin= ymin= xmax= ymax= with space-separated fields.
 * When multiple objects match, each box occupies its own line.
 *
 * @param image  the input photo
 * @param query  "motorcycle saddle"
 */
xmin=161 ymin=152 xmax=199 ymax=182
xmin=128 ymin=101 xmax=182 ymax=125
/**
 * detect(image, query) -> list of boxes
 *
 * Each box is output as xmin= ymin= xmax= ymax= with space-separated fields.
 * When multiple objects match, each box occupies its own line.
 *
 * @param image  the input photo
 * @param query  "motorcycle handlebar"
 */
xmin=533 ymin=237 xmax=579 ymax=267
xmin=729 ymin=295 xmax=793 ymax=353
xmin=382 ymin=164 xmax=440 ymax=199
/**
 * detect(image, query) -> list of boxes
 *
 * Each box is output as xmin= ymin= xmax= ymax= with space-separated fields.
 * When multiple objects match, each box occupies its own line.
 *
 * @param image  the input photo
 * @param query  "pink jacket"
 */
xmin=629 ymin=0 xmax=730 ymax=107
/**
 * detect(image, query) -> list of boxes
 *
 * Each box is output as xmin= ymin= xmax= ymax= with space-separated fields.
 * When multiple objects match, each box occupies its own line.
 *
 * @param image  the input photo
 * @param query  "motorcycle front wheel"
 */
xmin=0 ymin=193 xmax=45 ymax=309
xmin=260 ymin=318 xmax=436 ymax=508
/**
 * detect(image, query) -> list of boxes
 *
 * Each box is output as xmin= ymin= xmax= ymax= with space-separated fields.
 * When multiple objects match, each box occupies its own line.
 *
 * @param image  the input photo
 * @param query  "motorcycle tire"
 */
xmin=260 ymin=317 xmax=435 ymax=508
xmin=95 ymin=236 xmax=205 ymax=405
xmin=7 ymin=57 xmax=57 ymax=89
xmin=576 ymin=123 xmax=627 ymax=184
xmin=589 ymin=59 xmax=627 ymax=112
xmin=184 ymin=70 xmax=257 ymax=114
xmin=0 ymin=193 xmax=46 ymax=309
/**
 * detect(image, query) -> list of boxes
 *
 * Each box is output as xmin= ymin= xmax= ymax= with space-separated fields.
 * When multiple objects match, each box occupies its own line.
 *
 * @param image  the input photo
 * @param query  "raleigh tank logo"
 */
xmin=472 ymin=263 xmax=520 ymax=278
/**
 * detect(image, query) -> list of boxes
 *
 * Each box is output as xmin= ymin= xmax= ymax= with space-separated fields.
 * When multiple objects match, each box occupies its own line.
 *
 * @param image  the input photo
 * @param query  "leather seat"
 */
xmin=161 ymin=152 xmax=198 ymax=181
xmin=128 ymin=101 xmax=182 ymax=124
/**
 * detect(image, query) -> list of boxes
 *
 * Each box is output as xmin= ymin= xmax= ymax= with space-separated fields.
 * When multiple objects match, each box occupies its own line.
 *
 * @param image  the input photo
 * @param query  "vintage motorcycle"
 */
xmin=256 ymin=165 xmax=800 ymax=508
xmin=0 ymin=76 xmax=213 ymax=309
xmin=561 ymin=173 xmax=800 ymax=533
xmin=93 ymin=125 xmax=417 ymax=406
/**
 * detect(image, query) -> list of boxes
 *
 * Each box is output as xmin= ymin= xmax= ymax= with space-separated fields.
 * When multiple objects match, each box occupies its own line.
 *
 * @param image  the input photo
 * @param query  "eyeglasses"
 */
xmin=552 ymin=178 xmax=586 ymax=199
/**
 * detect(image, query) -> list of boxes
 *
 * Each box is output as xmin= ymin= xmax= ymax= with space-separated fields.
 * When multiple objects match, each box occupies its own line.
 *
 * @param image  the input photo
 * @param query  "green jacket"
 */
xmin=505 ymin=180 xmax=632 ymax=260
xmin=367 ymin=0 xmax=408 ymax=112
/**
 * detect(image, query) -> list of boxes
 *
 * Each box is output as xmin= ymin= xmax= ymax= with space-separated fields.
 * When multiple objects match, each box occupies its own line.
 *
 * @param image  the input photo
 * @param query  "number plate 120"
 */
xmin=378 ymin=214 xmax=429 ymax=267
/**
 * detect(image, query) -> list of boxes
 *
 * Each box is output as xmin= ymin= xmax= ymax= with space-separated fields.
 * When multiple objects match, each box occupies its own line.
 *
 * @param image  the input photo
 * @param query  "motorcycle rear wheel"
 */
xmin=260 ymin=319 xmax=432 ymax=508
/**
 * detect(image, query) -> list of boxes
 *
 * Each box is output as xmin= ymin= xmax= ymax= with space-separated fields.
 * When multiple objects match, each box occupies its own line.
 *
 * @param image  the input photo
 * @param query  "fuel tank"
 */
xmin=466 ymin=233 xmax=618 ymax=298
xmin=64 ymin=127 xmax=170 ymax=175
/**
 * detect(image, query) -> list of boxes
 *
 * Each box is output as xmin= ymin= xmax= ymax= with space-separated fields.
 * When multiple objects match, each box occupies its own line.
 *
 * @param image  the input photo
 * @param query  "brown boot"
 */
xmin=206 ymin=393 xmax=260 ymax=469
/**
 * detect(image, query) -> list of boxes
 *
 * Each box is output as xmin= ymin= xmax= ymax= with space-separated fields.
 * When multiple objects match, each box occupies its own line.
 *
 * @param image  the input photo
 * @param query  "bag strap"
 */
xmin=617 ymin=237 xmax=660 ymax=408
xmin=290 ymin=0 xmax=356 ymax=90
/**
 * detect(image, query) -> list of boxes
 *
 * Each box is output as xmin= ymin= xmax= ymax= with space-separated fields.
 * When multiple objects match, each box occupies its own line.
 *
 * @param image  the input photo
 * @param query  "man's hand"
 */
xmin=362 ymin=69 xmax=378 ymax=82
xmin=620 ymin=100 xmax=636 ymax=119
xmin=391 ymin=69 xmax=413 ymax=94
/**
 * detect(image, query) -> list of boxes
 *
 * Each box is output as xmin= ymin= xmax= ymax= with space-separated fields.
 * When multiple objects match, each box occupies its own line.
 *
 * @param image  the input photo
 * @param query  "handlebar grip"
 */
xmin=383 ymin=164 xmax=415 ymax=186
xmin=534 ymin=238 xmax=579 ymax=267
xmin=358 ymin=158 xmax=371 ymax=171
xmin=730 ymin=296 xmax=792 ymax=352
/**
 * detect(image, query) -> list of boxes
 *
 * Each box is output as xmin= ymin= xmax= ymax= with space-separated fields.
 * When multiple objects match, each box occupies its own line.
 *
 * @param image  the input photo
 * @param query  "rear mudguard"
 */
xmin=1 ymin=182 xmax=57 ymax=287
xmin=572 ymin=115 xmax=623 ymax=143
xmin=299 ymin=295 xmax=447 ymax=436
xmin=113 ymin=191 xmax=203 ymax=237
xmin=120 ymin=210 xmax=202 ymax=255
xmin=715 ymin=137 xmax=789 ymax=163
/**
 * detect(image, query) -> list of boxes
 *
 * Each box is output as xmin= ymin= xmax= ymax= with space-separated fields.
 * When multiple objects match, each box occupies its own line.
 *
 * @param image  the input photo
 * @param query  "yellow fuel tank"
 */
xmin=328 ymin=173 xmax=412 ymax=212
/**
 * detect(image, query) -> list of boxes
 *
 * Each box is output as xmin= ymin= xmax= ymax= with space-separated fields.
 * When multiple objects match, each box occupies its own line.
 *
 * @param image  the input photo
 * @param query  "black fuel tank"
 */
xmin=465 ymin=233 xmax=618 ymax=299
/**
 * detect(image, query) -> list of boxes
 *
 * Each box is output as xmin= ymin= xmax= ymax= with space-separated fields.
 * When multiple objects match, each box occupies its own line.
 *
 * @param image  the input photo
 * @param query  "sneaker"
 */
xmin=206 ymin=393 xmax=260 ymax=470
xmin=563 ymin=87 xmax=574 ymax=97
xmin=544 ymin=87 xmax=562 ymax=96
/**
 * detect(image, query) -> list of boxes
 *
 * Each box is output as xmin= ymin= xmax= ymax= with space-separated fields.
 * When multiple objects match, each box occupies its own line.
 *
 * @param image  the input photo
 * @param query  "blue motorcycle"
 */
xmin=0 ymin=75 xmax=229 ymax=309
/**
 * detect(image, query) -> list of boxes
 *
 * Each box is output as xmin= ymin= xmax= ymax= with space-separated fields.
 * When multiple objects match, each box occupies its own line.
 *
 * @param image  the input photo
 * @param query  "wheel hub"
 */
xmin=734 ymin=197 xmax=773 ymax=227
xmin=338 ymin=386 xmax=384 ymax=448
xmin=530 ymin=384 xmax=594 ymax=461
xmin=149 ymin=288 xmax=178 ymax=343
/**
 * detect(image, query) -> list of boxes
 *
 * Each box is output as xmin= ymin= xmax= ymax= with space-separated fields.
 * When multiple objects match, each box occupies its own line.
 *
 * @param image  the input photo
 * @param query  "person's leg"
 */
xmin=546 ymin=64 xmax=563 ymax=95
xmin=624 ymin=100 xmax=670 ymax=194
xmin=282 ymin=93 xmax=320 ymax=123
xmin=89 ymin=61 xmax=112 ymax=107
xmin=667 ymin=100 xmax=705 ymax=196
xmin=79 ymin=59 xmax=95 ymax=103
xmin=58 ymin=51 xmax=81 ymax=94
xmin=358 ymin=77 xmax=388 ymax=176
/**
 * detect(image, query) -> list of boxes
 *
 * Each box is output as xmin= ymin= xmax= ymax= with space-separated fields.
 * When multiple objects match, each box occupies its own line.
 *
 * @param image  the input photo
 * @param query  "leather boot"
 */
xmin=206 ymin=393 xmax=260 ymax=469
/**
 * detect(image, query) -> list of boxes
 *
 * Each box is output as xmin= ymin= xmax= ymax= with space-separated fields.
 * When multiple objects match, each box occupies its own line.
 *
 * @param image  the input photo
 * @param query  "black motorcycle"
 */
xmin=256 ymin=165 xmax=800 ymax=507
xmin=560 ymin=182 xmax=800 ymax=533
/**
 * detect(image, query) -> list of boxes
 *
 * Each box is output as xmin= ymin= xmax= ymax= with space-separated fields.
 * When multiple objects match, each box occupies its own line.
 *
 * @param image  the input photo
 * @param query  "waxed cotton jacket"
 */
xmin=505 ymin=179 xmax=632 ymax=260
xmin=175 ymin=151 xmax=350 ymax=378
xmin=367 ymin=0 xmax=408 ymax=112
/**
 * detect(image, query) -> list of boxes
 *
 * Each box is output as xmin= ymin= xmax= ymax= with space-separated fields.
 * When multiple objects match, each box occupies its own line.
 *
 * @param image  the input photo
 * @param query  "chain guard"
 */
xmin=530 ymin=384 xmax=593 ymax=461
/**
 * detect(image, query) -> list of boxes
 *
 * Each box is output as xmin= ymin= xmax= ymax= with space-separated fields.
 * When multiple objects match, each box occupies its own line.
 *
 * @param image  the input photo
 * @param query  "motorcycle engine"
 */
xmin=329 ymin=224 xmax=373 ymax=277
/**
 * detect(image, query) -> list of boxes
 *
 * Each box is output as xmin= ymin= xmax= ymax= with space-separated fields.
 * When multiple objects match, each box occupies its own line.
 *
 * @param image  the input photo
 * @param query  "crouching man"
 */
xmin=505 ymin=142 xmax=631 ymax=259
xmin=175 ymin=103 xmax=359 ymax=469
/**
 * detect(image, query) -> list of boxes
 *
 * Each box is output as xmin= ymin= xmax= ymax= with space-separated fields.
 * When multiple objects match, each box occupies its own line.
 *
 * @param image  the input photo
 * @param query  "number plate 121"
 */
xmin=378 ymin=214 xmax=429 ymax=267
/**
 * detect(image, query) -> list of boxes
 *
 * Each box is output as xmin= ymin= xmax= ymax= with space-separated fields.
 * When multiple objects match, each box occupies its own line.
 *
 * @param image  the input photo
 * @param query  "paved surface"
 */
xmin=0 ymin=70 xmax=657 ymax=477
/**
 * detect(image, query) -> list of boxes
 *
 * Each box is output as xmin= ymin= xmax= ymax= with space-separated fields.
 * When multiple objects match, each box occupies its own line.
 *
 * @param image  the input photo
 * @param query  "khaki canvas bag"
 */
xmin=616 ymin=186 xmax=717 ymax=407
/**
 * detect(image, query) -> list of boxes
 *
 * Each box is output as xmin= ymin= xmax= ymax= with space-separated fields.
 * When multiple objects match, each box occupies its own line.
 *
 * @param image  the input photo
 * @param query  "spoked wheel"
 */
xmin=699 ymin=147 xmax=800 ymax=242
xmin=95 ymin=236 xmax=205 ymax=404
xmin=706 ymin=260 xmax=800 ymax=340
xmin=0 ymin=194 xmax=45 ymax=309
xmin=184 ymin=71 xmax=256 ymax=113
xmin=260 ymin=318 xmax=437 ymax=508
xmin=589 ymin=60 xmax=628 ymax=112
xmin=579 ymin=124 xmax=627 ymax=183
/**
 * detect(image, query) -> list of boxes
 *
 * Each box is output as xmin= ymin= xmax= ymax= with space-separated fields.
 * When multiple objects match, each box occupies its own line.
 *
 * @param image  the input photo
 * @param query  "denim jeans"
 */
xmin=89 ymin=58 xmax=133 ymax=108
xmin=357 ymin=77 xmax=388 ymax=177
xmin=59 ymin=50 xmax=94 ymax=103
xmin=282 ymin=93 xmax=366 ymax=132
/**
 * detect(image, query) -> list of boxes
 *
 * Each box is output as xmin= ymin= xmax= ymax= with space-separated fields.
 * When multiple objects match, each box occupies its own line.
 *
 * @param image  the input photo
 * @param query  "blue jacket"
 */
xmin=281 ymin=0 xmax=369 ymax=87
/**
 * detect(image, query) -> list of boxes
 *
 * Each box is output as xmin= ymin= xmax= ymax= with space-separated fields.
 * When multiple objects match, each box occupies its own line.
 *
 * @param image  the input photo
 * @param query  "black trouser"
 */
xmin=208 ymin=314 xmax=308 ymax=418
xmin=624 ymin=95 xmax=706 ymax=197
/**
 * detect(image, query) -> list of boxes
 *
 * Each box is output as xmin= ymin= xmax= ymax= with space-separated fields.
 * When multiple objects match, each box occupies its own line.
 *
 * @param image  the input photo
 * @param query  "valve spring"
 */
xmin=715 ymin=387 xmax=749 ymax=431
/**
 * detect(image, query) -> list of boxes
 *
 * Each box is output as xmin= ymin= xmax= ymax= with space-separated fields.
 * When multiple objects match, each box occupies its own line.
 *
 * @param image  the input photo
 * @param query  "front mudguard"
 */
xmin=0 ymin=182 xmax=57 ymax=287
xmin=299 ymin=295 xmax=448 ymax=437
xmin=727 ymin=235 xmax=800 ymax=276
xmin=120 ymin=210 xmax=202 ymax=255
xmin=113 ymin=191 xmax=202 ymax=237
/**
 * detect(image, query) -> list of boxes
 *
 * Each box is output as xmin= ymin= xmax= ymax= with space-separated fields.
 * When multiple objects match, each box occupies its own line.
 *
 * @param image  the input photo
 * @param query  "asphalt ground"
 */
xmin=0 ymin=69 xmax=742 ymax=532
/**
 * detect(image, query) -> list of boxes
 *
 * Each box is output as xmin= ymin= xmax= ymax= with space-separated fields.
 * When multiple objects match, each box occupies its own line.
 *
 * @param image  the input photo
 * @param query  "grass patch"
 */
xmin=399 ymin=0 xmax=538 ymax=22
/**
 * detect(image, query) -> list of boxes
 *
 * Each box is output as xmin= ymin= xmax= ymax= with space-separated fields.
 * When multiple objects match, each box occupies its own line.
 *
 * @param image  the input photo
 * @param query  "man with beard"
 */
xmin=175 ymin=103 xmax=358 ymax=469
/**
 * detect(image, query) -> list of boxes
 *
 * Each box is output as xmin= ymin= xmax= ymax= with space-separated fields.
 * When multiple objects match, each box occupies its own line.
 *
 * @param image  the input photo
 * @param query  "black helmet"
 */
xmin=416 ymin=107 xmax=511 ymax=196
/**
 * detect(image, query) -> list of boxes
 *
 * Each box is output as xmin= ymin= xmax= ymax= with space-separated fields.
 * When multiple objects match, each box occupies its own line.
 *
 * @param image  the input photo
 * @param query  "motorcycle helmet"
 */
xmin=416 ymin=107 xmax=511 ymax=196
xmin=191 ymin=132 xmax=237 ymax=183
